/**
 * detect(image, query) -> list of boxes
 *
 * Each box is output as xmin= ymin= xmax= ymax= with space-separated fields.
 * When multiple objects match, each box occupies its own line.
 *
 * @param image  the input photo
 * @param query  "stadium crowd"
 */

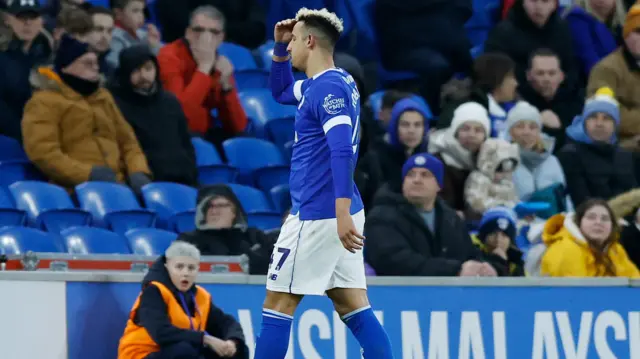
xmin=2 ymin=0 xmax=640 ymax=282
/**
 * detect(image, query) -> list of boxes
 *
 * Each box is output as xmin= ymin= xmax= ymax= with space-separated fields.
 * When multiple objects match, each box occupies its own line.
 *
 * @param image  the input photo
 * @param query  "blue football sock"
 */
xmin=343 ymin=306 xmax=394 ymax=358
xmin=254 ymin=309 xmax=293 ymax=359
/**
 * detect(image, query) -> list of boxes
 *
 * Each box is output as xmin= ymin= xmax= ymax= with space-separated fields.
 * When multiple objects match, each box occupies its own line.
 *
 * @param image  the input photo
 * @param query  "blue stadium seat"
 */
xmin=0 ymin=160 xmax=46 ymax=187
xmin=218 ymin=42 xmax=258 ymax=71
xmin=256 ymin=40 xmax=274 ymax=69
xmin=226 ymin=184 xmax=277 ymax=214
xmin=265 ymin=118 xmax=294 ymax=148
xmin=247 ymin=214 xmax=282 ymax=231
xmin=125 ymin=228 xmax=177 ymax=256
xmin=238 ymin=89 xmax=297 ymax=137
xmin=0 ymin=135 xmax=28 ymax=161
xmin=141 ymin=183 xmax=197 ymax=233
xmin=223 ymin=138 xmax=289 ymax=191
xmin=0 ymin=227 xmax=63 ymax=254
xmin=9 ymin=181 xmax=91 ymax=233
xmin=75 ymin=182 xmax=156 ymax=235
xmin=0 ymin=187 xmax=26 ymax=227
xmin=282 ymin=140 xmax=294 ymax=164
xmin=191 ymin=137 xmax=238 ymax=184
xmin=234 ymin=69 xmax=270 ymax=90
xmin=61 ymin=227 xmax=132 ymax=254
xmin=269 ymin=184 xmax=291 ymax=215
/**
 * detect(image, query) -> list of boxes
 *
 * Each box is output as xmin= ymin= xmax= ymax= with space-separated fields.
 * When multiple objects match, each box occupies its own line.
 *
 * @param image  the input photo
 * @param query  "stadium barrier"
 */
xmin=1 ymin=272 xmax=639 ymax=359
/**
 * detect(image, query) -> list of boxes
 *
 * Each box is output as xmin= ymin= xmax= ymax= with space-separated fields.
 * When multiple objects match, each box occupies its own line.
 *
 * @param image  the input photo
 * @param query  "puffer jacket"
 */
xmin=540 ymin=213 xmax=640 ymax=277
xmin=464 ymin=138 xmax=520 ymax=216
xmin=428 ymin=128 xmax=477 ymax=211
xmin=22 ymin=67 xmax=151 ymax=189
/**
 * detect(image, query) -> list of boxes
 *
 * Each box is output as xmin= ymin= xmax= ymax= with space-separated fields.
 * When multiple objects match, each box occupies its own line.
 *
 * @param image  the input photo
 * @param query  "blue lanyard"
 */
xmin=178 ymin=292 xmax=202 ymax=331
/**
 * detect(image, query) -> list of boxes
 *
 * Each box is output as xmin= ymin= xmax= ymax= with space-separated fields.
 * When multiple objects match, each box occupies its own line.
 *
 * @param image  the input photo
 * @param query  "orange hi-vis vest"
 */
xmin=118 ymin=281 xmax=212 ymax=359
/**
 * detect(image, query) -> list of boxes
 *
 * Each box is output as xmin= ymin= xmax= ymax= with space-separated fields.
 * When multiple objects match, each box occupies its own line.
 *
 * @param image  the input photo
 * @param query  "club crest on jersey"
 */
xmin=323 ymin=94 xmax=346 ymax=115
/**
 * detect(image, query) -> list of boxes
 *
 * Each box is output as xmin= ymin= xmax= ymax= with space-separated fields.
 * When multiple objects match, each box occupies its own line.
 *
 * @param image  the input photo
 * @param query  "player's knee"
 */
xmin=263 ymin=290 xmax=302 ymax=316
xmin=327 ymin=288 xmax=369 ymax=317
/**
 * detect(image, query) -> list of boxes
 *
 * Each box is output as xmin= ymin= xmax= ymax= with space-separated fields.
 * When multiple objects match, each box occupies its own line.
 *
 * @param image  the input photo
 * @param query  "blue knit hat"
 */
xmin=566 ymin=87 xmax=620 ymax=144
xmin=402 ymin=153 xmax=444 ymax=188
xmin=387 ymin=98 xmax=430 ymax=148
xmin=54 ymin=34 xmax=90 ymax=73
xmin=582 ymin=87 xmax=620 ymax=126
xmin=478 ymin=207 xmax=517 ymax=243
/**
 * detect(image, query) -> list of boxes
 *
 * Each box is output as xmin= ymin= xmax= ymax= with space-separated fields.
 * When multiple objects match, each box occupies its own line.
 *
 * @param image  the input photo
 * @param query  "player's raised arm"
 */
xmin=270 ymin=20 xmax=306 ymax=104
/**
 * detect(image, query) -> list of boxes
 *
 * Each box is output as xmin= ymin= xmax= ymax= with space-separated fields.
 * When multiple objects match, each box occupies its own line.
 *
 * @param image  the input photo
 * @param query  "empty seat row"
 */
xmin=0 ymin=135 xmax=291 ymax=192
xmin=192 ymin=137 xmax=290 ymax=191
xmin=0 ymin=181 xmax=288 ymax=233
xmin=0 ymin=226 xmax=177 ymax=255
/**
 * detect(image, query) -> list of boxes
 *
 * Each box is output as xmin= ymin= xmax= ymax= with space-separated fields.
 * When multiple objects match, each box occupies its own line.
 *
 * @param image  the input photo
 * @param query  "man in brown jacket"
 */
xmin=22 ymin=34 xmax=151 ymax=191
xmin=587 ymin=4 xmax=640 ymax=151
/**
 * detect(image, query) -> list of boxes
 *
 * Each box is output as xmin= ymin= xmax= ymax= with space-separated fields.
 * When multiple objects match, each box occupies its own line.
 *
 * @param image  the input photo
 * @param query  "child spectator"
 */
xmin=540 ymin=198 xmax=639 ymax=277
xmin=505 ymin=101 xmax=570 ymax=216
xmin=464 ymin=138 xmax=520 ymax=219
xmin=476 ymin=207 xmax=525 ymax=276
xmin=558 ymin=87 xmax=637 ymax=207
xmin=107 ymin=0 xmax=160 ymax=69
xmin=429 ymin=102 xmax=490 ymax=213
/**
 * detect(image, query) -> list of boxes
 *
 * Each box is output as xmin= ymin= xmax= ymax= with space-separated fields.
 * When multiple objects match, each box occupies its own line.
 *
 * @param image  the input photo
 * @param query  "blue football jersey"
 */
xmin=288 ymin=68 xmax=364 ymax=220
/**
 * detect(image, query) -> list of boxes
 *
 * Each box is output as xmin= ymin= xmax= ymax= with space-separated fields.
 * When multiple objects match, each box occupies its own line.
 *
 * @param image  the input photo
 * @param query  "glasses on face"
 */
xmin=191 ymin=26 xmax=223 ymax=35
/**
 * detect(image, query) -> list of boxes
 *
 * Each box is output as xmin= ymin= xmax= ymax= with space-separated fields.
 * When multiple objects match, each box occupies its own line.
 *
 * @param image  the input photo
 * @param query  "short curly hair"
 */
xmin=295 ymin=8 xmax=343 ymax=47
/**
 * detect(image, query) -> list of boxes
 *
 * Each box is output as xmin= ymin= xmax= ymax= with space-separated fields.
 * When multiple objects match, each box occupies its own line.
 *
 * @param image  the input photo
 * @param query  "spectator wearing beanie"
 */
xmin=365 ymin=153 xmax=507 ymax=277
xmin=356 ymin=98 xmax=430 ymax=211
xmin=429 ymin=102 xmax=490 ymax=213
xmin=464 ymin=138 xmax=520 ymax=219
xmin=505 ymin=101 xmax=571 ymax=213
xmin=558 ymin=87 xmax=637 ymax=207
xmin=438 ymin=53 xmax=519 ymax=138
xmin=109 ymin=45 xmax=198 ymax=187
xmin=587 ymin=4 xmax=640 ymax=153
xmin=22 ymin=34 xmax=151 ymax=191
xmin=474 ymin=207 xmax=525 ymax=276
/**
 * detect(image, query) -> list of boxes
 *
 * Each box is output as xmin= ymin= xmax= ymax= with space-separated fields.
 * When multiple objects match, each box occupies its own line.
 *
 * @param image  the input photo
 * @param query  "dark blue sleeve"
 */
xmin=269 ymin=60 xmax=307 ymax=104
xmin=137 ymin=285 xmax=204 ymax=347
xmin=315 ymin=82 xmax=355 ymax=199
xmin=567 ymin=17 xmax=602 ymax=76
xmin=204 ymin=301 xmax=246 ymax=342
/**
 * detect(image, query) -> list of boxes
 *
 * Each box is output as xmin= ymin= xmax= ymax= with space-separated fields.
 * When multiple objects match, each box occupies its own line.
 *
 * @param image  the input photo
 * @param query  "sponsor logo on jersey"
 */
xmin=323 ymin=94 xmax=346 ymax=115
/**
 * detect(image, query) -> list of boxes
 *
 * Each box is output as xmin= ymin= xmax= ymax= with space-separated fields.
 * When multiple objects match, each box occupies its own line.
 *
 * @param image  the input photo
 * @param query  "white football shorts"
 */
xmin=265 ymin=209 xmax=367 ymax=295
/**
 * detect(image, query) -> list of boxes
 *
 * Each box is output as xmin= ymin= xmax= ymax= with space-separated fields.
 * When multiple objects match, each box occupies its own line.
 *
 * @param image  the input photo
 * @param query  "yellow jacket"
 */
xmin=540 ymin=214 xmax=640 ymax=277
xmin=22 ymin=67 xmax=150 ymax=189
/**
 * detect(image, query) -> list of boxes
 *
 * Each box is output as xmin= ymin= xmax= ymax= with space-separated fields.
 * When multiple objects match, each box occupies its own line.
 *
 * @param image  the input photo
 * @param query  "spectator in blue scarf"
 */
xmin=558 ymin=87 xmax=637 ymax=207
